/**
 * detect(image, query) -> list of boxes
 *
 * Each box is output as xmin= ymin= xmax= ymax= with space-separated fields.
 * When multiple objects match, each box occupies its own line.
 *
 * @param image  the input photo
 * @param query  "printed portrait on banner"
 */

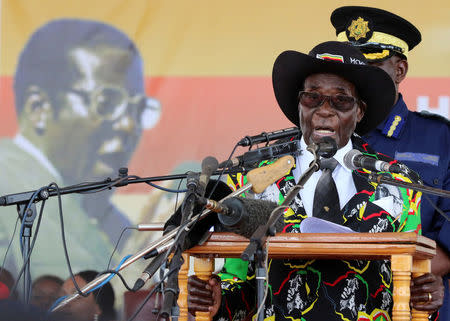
xmin=0 ymin=18 xmax=163 ymax=279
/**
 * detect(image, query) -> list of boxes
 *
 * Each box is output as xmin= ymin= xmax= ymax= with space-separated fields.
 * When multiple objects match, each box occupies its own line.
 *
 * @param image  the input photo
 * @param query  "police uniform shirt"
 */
xmin=363 ymin=93 xmax=450 ymax=254
xmin=363 ymin=93 xmax=450 ymax=319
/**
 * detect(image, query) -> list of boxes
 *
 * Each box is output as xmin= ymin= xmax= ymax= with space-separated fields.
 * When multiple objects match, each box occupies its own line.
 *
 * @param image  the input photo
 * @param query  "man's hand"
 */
xmin=410 ymin=273 xmax=444 ymax=312
xmin=431 ymin=244 xmax=450 ymax=277
xmin=188 ymin=275 xmax=222 ymax=317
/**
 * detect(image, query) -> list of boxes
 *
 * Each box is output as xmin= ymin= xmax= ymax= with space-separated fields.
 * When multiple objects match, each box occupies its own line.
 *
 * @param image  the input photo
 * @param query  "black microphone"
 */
xmin=132 ymin=252 xmax=167 ymax=291
xmin=238 ymin=127 xmax=300 ymax=146
xmin=219 ymin=140 xmax=299 ymax=168
xmin=308 ymin=136 xmax=338 ymax=158
xmin=198 ymin=156 xmax=219 ymax=197
xmin=186 ymin=171 xmax=200 ymax=191
xmin=343 ymin=149 xmax=403 ymax=174
xmin=201 ymin=197 xmax=283 ymax=239
xmin=185 ymin=157 xmax=219 ymax=196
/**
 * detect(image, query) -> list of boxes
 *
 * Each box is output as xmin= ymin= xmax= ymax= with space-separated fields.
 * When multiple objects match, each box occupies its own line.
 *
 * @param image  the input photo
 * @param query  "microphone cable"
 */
xmin=106 ymin=226 xmax=137 ymax=271
xmin=74 ymin=175 xmax=189 ymax=194
xmin=423 ymin=193 xmax=450 ymax=221
xmin=122 ymin=176 xmax=187 ymax=321
xmin=127 ymin=184 xmax=213 ymax=321
xmin=0 ymin=216 xmax=19 ymax=283
xmin=207 ymin=142 xmax=240 ymax=199
xmin=126 ymin=141 xmax=268 ymax=321
xmin=18 ymin=187 xmax=47 ymax=253
xmin=181 ymin=142 xmax=241 ymax=243
xmin=47 ymin=255 xmax=133 ymax=315
xmin=50 ymin=181 xmax=142 ymax=300
xmin=49 ymin=174 xmax=190 ymax=300
xmin=5 ymin=173 xmax=190 ymax=300
xmin=51 ymin=182 xmax=89 ymax=298
xmin=105 ymin=142 xmax=243 ymax=321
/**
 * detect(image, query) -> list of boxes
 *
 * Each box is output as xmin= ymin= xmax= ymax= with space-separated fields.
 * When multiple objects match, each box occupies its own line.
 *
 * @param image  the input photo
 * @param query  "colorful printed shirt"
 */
xmin=214 ymin=135 xmax=422 ymax=321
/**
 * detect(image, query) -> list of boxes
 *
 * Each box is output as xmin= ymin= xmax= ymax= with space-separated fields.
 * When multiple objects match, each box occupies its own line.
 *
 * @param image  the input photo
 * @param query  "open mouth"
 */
xmin=313 ymin=126 xmax=336 ymax=136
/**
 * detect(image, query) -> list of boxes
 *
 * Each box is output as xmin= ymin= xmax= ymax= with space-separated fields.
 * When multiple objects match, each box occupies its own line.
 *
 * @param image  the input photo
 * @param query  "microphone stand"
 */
xmin=51 ymin=183 xmax=254 ymax=312
xmin=241 ymin=147 xmax=321 ymax=321
xmin=19 ymin=202 xmax=37 ymax=304
xmin=0 ymin=167 xmax=242 ymax=304
xmin=50 ymin=154 xmax=296 ymax=312
xmin=0 ymin=168 xmax=246 ymax=207
xmin=367 ymin=173 xmax=450 ymax=198
xmin=160 ymin=173 xmax=199 ymax=320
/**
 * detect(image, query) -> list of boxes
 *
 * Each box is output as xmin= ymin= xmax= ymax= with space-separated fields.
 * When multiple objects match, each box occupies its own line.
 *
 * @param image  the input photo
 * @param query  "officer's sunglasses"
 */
xmin=298 ymin=91 xmax=359 ymax=112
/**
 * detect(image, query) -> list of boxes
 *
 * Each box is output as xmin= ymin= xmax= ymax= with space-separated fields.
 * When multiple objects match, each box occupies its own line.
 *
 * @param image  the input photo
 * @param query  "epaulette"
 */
xmin=417 ymin=110 xmax=450 ymax=125
xmin=381 ymin=113 xmax=406 ymax=138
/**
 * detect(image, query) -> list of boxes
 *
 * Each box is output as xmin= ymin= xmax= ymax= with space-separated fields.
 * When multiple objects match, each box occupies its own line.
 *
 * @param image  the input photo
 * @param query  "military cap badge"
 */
xmin=346 ymin=17 xmax=372 ymax=42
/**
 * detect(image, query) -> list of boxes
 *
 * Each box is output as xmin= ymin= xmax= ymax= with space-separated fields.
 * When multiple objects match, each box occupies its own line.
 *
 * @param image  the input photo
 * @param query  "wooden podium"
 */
xmin=178 ymin=232 xmax=435 ymax=321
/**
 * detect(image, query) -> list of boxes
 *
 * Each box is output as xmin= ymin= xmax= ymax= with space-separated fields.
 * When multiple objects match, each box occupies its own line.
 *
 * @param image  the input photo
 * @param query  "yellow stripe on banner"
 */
xmin=1 ymin=0 xmax=450 ymax=76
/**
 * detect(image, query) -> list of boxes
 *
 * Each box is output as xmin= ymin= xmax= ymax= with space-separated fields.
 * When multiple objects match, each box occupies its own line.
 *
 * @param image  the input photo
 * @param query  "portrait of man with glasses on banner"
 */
xmin=0 ymin=18 xmax=161 ymax=279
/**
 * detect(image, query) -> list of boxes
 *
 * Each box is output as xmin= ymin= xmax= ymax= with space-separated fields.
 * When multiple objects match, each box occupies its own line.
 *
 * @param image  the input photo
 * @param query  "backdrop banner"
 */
xmin=0 ymin=0 xmax=448 ymax=289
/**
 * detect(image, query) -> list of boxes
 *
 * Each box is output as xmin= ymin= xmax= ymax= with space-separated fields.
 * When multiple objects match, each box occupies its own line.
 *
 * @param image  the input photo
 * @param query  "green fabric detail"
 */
xmin=385 ymin=215 xmax=395 ymax=232
xmin=362 ymin=151 xmax=378 ymax=159
xmin=398 ymin=183 xmax=421 ymax=234
xmin=355 ymin=274 xmax=369 ymax=304
xmin=220 ymin=258 xmax=249 ymax=281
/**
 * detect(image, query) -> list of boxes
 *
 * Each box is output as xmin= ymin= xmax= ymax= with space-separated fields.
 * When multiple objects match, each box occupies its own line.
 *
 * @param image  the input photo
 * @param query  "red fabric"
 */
xmin=0 ymin=281 xmax=10 ymax=299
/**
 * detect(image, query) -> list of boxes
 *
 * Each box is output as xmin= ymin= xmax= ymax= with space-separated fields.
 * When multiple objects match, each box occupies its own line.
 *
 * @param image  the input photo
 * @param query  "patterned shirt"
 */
xmin=214 ymin=135 xmax=421 ymax=321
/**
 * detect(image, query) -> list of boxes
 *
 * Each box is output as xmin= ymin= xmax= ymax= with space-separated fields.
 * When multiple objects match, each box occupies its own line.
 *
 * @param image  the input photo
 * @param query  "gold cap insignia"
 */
xmin=347 ymin=17 xmax=370 ymax=41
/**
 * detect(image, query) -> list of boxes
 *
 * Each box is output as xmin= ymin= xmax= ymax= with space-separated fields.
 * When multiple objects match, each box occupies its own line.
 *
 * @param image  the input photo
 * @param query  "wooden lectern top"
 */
xmin=186 ymin=232 xmax=436 ymax=260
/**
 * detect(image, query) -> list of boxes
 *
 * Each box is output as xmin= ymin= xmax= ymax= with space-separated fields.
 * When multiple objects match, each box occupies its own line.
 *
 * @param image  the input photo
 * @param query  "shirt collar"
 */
xmin=13 ymin=134 xmax=62 ymax=179
xmin=299 ymin=136 xmax=353 ymax=173
xmin=376 ymin=93 xmax=409 ymax=139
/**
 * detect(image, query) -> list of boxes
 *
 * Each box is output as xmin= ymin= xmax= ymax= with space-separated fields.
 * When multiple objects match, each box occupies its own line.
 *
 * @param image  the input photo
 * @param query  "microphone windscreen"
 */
xmin=201 ymin=156 xmax=219 ymax=176
xmin=221 ymin=197 xmax=282 ymax=239
xmin=317 ymin=136 xmax=338 ymax=158
xmin=343 ymin=149 xmax=362 ymax=171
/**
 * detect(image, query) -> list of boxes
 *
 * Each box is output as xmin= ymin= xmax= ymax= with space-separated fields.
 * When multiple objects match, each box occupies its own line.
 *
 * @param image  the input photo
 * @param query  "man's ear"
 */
xmin=356 ymin=100 xmax=367 ymax=123
xmin=21 ymin=86 xmax=53 ymax=135
xmin=395 ymin=58 xmax=408 ymax=84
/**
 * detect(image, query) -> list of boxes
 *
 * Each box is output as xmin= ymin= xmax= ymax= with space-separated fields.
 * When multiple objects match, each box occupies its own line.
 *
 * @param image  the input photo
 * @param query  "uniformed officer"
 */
xmin=331 ymin=6 xmax=450 ymax=319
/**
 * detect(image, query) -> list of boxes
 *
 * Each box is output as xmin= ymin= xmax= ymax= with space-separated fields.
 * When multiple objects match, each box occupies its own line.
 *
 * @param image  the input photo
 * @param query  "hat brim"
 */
xmin=272 ymin=50 xmax=396 ymax=136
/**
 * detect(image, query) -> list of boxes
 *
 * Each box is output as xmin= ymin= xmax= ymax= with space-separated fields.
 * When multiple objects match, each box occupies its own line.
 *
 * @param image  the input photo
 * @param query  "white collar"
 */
xmin=13 ymin=134 xmax=62 ymax=179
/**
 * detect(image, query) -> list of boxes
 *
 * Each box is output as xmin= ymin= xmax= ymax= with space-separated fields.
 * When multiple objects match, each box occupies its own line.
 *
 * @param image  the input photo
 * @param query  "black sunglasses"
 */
xmin=298 ymin=91 xmax=359 ymax=112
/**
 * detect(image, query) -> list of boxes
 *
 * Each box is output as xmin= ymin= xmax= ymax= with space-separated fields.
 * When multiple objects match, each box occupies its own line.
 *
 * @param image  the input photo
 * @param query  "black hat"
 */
xmin=272 ymin=41 xmax=395 ymax=136
xmin=330 ymin=6 xmax=421 ymax=61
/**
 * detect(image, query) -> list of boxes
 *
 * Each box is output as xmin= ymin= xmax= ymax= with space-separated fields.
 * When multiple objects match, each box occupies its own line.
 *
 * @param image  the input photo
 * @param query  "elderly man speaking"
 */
xmin=187 ymin=41 xmax=443 ymax=321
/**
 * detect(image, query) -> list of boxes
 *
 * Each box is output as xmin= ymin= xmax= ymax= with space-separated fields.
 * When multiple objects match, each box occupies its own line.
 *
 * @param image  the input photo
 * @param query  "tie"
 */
xmin=313 ymin=157 xmax=340 ymax=218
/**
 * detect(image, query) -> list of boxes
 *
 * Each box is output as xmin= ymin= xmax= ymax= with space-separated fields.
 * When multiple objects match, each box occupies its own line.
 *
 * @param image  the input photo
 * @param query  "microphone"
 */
xmin=237 ymin=127 xmax=300 ymax=146
xmin=186 ymin=171 xmax=200 ymax=190
xmin=343 ymin=149 xmax=403 ymax=174
xmin=131 ymin=239 xmax=176 ymax=291
xmin=198 ymin=156 xmax=219 ymax=197
xmin=185 ymin=156 xmax=219 ymax=196
xmin=308 ymin=136 xmax=338 ymax=158
xmin=219 ymin=140 xmax=299 ymax=168
xmin=132 ymin=253 xmax=167 ymax=291
xmin=201 ymin=197 xmax=283 ymax=239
